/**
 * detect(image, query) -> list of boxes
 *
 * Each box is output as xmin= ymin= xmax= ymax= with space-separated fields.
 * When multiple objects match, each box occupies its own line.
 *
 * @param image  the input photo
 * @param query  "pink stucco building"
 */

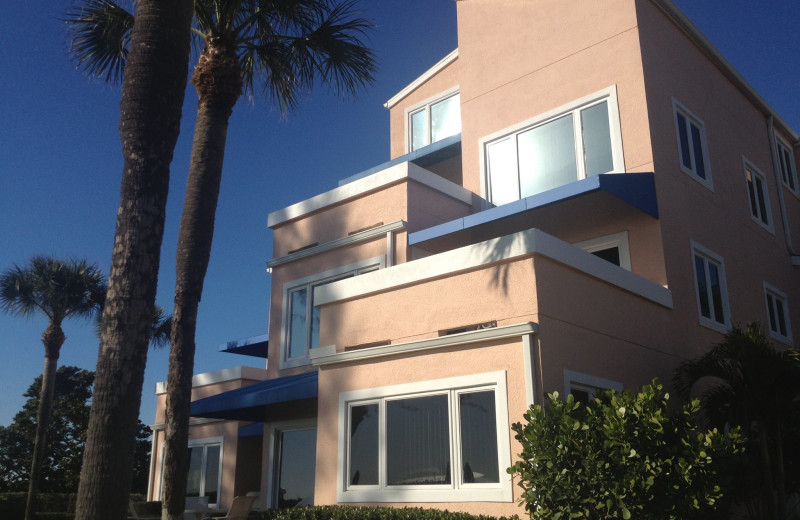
xmin=148 ymin=0 xmax=799 ymax=514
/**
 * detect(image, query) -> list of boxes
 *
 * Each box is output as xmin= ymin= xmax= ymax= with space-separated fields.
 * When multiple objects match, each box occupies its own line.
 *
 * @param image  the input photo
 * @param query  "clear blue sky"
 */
xmin=1 ymin=1 xmax=798 ymax=428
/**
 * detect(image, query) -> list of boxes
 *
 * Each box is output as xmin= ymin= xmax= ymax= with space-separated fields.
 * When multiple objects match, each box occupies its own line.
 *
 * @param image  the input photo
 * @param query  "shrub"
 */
xmin=508 ymin=380 xmax=742 ymax=520
xmin=259 ymin=505 xmax=518 ymax=520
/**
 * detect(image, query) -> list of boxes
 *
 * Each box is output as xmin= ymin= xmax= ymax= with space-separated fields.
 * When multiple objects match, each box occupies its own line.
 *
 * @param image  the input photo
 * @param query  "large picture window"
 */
xmin=484 ymin=87 xmax=624 ymax=206
xmin=338 ymin=372 xmax=512 ymax=503
xmin=409 ymin=91 xmax=461 ymax=152
xmin=282 ymin=258 xmax=382 ymax=368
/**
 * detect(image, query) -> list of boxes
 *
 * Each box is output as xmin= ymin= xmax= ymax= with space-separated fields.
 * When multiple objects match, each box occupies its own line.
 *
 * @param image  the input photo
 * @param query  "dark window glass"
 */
xmin=690 ymin=123 xmax=706 ymax=179
xmin=695 ymin=255 xmax=710 ymax=319
xmin=677 ymin=112 xmax=691 ymax=169
xmin=349 ymin=404 xmax=379 ymax=486
xmin=591 ymin=246 xmax=621 ymax=266
xmin=386 ymin=395 xmax=450 ymax=486
xmin=459 ymin=391 xmax=499 ymax=484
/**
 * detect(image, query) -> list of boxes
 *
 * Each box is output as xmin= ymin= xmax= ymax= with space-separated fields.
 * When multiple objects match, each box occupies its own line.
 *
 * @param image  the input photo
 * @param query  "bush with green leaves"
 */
xmin=259 ymin=506 xmax=518 ymax=520
xmin=508 ymin=380 xmax=742 ymax=520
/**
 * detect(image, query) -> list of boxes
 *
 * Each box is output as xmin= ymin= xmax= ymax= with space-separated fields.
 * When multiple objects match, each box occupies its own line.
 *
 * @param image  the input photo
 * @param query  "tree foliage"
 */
xmin=509 ymin=380 xmax=742 ymax=520
xmin=0 ymin=366 xmax=152 ymax=494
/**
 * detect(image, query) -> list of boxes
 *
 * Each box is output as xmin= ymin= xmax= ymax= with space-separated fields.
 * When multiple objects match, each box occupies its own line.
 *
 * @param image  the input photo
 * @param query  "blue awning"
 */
xmin=190 ymin=372 xmax=318 ymax=422
xmin=218 ymin=334 xmax=268 ymax=358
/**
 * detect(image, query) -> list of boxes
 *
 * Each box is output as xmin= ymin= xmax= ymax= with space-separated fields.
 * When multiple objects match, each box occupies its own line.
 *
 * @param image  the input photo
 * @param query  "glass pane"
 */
xmin=204 ymin=445 xmax=220 ymax=504
xmin=277 ymin=429 xmax=316 ymax=508
xmin=581 ymin=101 xmax=613 ymax=176
xmin=767 ymin=294 xmax=777 ymax=333
xmin=776 ymin=298 xmax=787 ymax=336
xmin=695 ymin=255 xmax=710 ymax=319
xmin=487 ymin=138 xmax=519 ymax=205
xmin=746 ymin=170 xmax=759 ymax=218
xmin=518 ymin=114 xmax=578 ymax=198
xmin=591 ymin=246 xmax=621 ymax=266
xmin=431 ymin=94 xmax=461 ymax=143
xmin=185 ymin=447 xmax=203 ymax=497
xmin=288 ymin=288 xmax=308 ymax=358
xmin=677 ymin=112 xmax=692 ymax=169
xmin=349 ymin=404 xmax=379 ymax=486
xmin=411 ymin=109 xmax=428 ymax=151
xmin=387 ymin=395 xmax=450 ymax=486
xmin=708 ymin=262 xmax=724 ymax=324
xmin=690 ymin=123 xmax=706 ymax=179
xmin=459 ymin=391 xmax=499 ymax=484
xmin=755 ymin=176 xmax=768 ymax=224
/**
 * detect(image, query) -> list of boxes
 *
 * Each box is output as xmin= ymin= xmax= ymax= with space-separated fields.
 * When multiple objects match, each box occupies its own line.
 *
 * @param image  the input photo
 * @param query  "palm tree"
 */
xmin=67 ymin=1 xmax=375 ymax=517
xmin=0 ymin=257 xmax=105 ymax=520
xmin=674 ymin=323 xmax=800 ymax=519
xmin=66 ymin=1 xmax=195 ymax=519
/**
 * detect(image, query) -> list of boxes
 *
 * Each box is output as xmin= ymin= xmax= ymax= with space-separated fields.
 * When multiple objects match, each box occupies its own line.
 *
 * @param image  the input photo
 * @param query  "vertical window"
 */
xmin=764 ymin=283 xmax=792 ymax=343
xmin=673 ymin=100 xmax=712 ymax=189
xmin=283 ymin=259 xmax=382 ymax=368
xmin=574 ymin=231 xmax=631 ymax=270
xmin=339 ymin=372 xmax=512 ymax=502
xmin=409 ymin=92 xmax=461 ymax=151
xmin=484 ymin=87 xmax=623 ymax=206
xmin=273 ymin=427 xmax=316 ymax=508
xmin=776 ymin=138 xmax=798 ymax=194
xmin=161 ymin=438 xmax=223 ymax=508
xmin=563 ymin=370 xmax=622 ymax=405
xmin=691 ymin=242 xmax=730 ymax=331
xmin=744 ymin=159 xmax=772 ymax=230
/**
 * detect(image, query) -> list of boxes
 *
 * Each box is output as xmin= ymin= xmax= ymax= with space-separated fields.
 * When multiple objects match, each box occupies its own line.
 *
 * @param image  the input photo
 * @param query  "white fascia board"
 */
xmin=314 ymin=228 xmax=673 ymax=308
xmin=653 ymin=0 xmax=797 ymax=141
xmin=154 ymin=366 xmax=269 ymax=394
xmin=267 ymin=161 xmax=473 ymax=228
xmin=310 ymin=322 xmax=538 ymax=366
xmin=384 ymin=49 xmax=459 ymax=109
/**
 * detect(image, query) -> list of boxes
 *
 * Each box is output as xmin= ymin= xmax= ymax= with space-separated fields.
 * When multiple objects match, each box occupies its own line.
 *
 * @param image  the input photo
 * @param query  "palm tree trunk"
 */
xmin=74 ymin=2 xmax=194 ymax=519
xmin=162 ymin=40 xmax=242 ymax=520
xmin=24 ymin=323 xmax=65 ymax=520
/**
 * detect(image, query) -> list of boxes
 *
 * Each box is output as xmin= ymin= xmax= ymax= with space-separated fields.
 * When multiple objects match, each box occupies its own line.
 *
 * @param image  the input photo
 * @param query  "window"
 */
xmin=564 ymin=370 xmax=622 ymax=405
xmin=282 ymin=258 xmax=382 ymax=368
xmin=574 ymin=231 xmax=631 ymax=270
xmin=338 ymin=372 xmax=512 ymax=503
xmin=691 ymin=242 xmax=730 ymax=331
xmin=776 ymin=138 xmax=798 ymax=194
xmin=744 ymin=159 xmax=773 ymax=231
xmin=484 ymin=87 xmax=624 ymax=206
xmin=673 ymin=100 xmax=712 ymax=189
xmin=409 ymin=91 xmax=461 ymax=151
xmin=160 ymin=437 xmax=223 ymax=507
xmin=269 ymin=422 xmax=317 ymax=508
xmin=764 ymin=283 xmax=792 ymax=343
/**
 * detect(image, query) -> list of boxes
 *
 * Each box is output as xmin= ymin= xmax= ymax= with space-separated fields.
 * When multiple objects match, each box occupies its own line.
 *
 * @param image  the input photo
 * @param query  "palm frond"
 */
xmin=65 ymin=0 xmax=135 ymax=84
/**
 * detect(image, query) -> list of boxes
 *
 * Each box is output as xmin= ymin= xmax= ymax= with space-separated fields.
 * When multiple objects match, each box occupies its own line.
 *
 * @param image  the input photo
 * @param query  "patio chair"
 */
xmin=203 ymin=495 xmax=256 ymax=520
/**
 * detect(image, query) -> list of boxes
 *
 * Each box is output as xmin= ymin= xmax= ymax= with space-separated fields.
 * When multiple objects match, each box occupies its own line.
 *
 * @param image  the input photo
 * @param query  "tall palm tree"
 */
xmin=0 ymin=257 xmax=105 ymax=520
xmin=67 ymin=1 xmax=375 ymax=517
xmin=674 ymin=323 xmax=800 ymax=519
xmin=66 ymin=1 xmax=195 ymax=519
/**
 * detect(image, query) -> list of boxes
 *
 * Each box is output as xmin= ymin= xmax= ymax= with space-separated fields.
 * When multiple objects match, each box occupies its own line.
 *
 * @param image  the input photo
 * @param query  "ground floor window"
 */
xmin=269 ymin=423 xmax=316 ymax=508
xmin=160 ymin=437 xmax=223 ymax=508
xmin=563 ymin=370 xmax=622 ymax=405
xmin=338 ymin=372 xmax=512 ymax=503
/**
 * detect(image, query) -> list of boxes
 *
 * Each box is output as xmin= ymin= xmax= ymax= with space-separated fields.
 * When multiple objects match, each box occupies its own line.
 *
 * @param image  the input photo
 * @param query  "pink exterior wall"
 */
xmin=454 ymin=0 xmax=654 ymax=197
xmin=636 ymin=0 xmax=799 ymax=349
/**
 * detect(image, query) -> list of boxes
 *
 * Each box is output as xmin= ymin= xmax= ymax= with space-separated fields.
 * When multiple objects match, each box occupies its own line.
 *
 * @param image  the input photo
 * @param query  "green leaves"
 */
xmin=509 ymin=380 xmax=742 ymax=520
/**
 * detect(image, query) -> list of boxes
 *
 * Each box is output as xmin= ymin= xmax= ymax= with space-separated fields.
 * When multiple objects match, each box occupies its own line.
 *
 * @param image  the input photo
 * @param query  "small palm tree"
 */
xmin=0 ymin=257 xmax=105 ymax=520
xmin=674 ymin=322 xmax=800 ymax=519
xmin=67 ymin=1 xmax=375 ymax=517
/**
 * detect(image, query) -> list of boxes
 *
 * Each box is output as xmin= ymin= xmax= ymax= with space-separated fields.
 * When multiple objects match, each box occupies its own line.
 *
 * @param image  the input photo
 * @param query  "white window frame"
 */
xmin=764 ymin=282 xmax=792 ymax=344
xmin=479 ymin=85 xmax=625 ymax=204
xmin=673 ymin=99 xmax=713 ymax=190
xmin=776 ymin=137 xmax=798 ymax=196
xmin=406 ymin=87 xmax=461 ymax=153
xmin=159 ymin=436 xmax=224 ymax=508
xmin=337 ymin=371 xmax=512 ymax=503
xmin=563 ymin=370 xmax=623 ymax=402
xmin=281 ymin=257 xmax=384 ymax=369
xmin=264 ymin=419 xmax=317 ymax=509
xmin=690 ymin=241 xmax=731 ymax=332
xmin=743 ymin=157 xmax=774 ymax=232
xmin=574 ymin=231 xmax=631 ymax=270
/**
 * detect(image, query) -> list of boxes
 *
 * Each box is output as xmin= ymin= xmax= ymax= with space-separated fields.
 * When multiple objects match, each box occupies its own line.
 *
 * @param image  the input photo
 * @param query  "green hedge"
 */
xmin=259 ymin=506 xmax=518 ymax=520
xmin=0 ymin=493 xmax=78 ymax=520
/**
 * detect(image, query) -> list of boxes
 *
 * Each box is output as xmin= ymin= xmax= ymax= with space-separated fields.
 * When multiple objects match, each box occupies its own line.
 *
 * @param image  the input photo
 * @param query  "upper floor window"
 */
xmin=409 ymin=91 xmax=461 ymax=152
xmin=282 ymin=258 xmax=382 ymax=368
xmin=484 ymin=87 xmax=624 ymax=206
xmin=776 ymin=138 xmax=798 ymax=194
xmin=691 ymin=241 xmax=730 ymax=332
xmin=339 ymin=372 xmax=512 ymax=503
xmin=764 ymin=283 xmax=792 ymax=343
xmin=743 ymin=159 xmax=773 ymax=231
xmin=673 ymin=99 xmax=712 ymax=189
xmin=574 ymin=231 xmax=631 ymax=270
